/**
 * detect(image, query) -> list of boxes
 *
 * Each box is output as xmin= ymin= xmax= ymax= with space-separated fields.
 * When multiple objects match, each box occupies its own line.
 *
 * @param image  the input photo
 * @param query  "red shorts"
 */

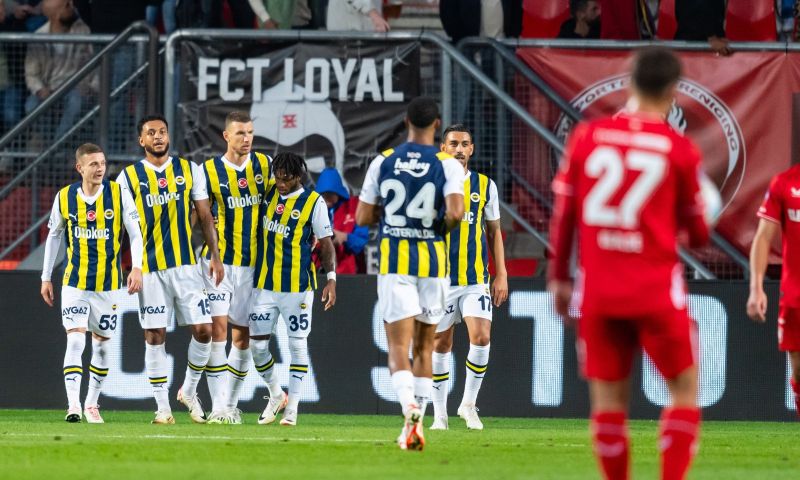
xmin=778 ymin=305 xmax=800 ymax=352
xmin=577 ymin=308 xmax=697 ymax=382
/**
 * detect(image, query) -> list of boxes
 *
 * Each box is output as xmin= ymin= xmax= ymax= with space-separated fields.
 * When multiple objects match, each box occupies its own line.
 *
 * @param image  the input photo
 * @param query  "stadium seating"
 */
xmin=726 ymin=0 xmax=777 ymax=41
xmin=521 ymin=0 xmax=570 ymax=38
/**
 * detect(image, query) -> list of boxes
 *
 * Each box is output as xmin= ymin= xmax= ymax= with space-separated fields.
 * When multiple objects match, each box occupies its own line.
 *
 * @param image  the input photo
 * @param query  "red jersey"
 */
xmin=757 ymin=165 xmax=800 ymax=307
xmin=549 ymin=111 xmax=709 ymax=316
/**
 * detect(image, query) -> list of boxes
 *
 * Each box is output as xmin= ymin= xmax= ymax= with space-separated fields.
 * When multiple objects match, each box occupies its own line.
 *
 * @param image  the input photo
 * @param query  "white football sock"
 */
xmin=431 ymin=351 xmax=451 ymax=418
xmin=85 ymin=336 xmax=109 ymax=407
xmin=63 ymin=332 xmax=85 ymax=409
xmin=414 ymin=376 xmax=432 ymax=418
xmin=206 ymin=341 xmax=228 ymax=412
xmin=226 ymin=346 xmax=251 ymax=410
xmin=181 ymin=337 xmax=211 ymax=398
xmin=251 ymin=338 xmax=282 ymax=398
xmin=462 ymin=343 xmax=490 ymax=406
xmin=287 ymin=337 xmax=309 ymax=412
xmin=145 ymin=342 xmax=170 ymax=412
xmin=391 ymin=370 xmax=416 ymax=417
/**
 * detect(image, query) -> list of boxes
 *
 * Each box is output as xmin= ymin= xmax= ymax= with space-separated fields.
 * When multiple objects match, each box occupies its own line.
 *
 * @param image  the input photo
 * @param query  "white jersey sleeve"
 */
xmin=358 ymin=155 xmax=385 ymax=205
xmin=442 ymin=158 xmax=465 ymax=197
xmin=311 ymin=195 xmax=333 ymax=239
xmin=484 ymin=178 xmax=500 ymax=221
xmin=191 ymin=162 xmax=208 ymax=201
xmin=41 ymin=193 xmax=66 ymax=281
xmin=121 ymin=187 xmax=143 ymax=270
xmin=115 ymin=171 xmax=130 ymax=192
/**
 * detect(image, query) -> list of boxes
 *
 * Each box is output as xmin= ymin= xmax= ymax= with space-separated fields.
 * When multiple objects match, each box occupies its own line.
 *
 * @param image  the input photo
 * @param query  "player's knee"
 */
xmin=66 ymin=331 xmax=85 ymax=355
xmin=471 ymin=332 xmax=491 ymax=346
xmin=288 ymin=336 xmax=308 ymax=357
xmin=193 ymin=325 xmax=212 ymax=343
xmin=232 ymin=336 xmax=249 ymax=350
xmin=433 ymin=335 xmax=453 ymax=353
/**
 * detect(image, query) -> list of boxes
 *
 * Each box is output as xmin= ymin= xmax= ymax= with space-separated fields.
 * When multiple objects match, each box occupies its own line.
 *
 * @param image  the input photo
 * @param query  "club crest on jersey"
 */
xmin=300 ymin=303 xmax=307 ymax=309
xmin=276 ymin=203 xmax=285 ymax=214
xmin=238 ymin=178 xmax=248 ymax=189
xmin=157 ymin=177 xmax=168 ymax=189
xmin=112 ymin=304 xmax=118 ymax=310
xmin=86 ymin=210 xmax=97 ymax=222
xmin=104 ymin=209 xmax=114 ymax=220
xmin=791 ymin=187 xmax=800 ymax=197
xmin=470 ymin=192 xmax=481 ymax=202
xmin=255 ymin=174 xmax=264 ymax=184
xmin=393 ymin=155 xmax=430 ymax=178
xmin=175 ymin=176 xmax=185 ymax=186
xmin=290 ymin=209 xmax=302 ymax=220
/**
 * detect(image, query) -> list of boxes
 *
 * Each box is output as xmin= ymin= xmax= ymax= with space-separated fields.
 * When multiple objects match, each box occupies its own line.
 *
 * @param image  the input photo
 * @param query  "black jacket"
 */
xmin=674 ymin=0 xmax=726 ymax=41
xmin=439 ymin=0 xmax=522 ymax=44
xmin=74 ymin=0 xmax=154 ymax=34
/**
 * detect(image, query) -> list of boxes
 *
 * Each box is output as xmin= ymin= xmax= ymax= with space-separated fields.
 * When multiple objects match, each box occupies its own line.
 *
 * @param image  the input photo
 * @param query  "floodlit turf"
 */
xmin=0 ymin=410 xmax=797 ymax=479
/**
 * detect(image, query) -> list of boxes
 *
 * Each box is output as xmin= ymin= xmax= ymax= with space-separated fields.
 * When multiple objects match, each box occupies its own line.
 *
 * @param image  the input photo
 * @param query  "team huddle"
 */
xmin=40 ymin=96 xmax=507 ymax=450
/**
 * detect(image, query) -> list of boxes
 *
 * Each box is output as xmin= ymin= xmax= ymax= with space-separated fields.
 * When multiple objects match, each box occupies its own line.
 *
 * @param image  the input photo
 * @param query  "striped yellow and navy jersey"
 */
xmin=447 ymin=171 xmax=500 ymax=286
xmin=254 ymin=186 xmax=332 ymax=292
xmin=53 ymin=180 xmax=126 ymax=291
xmin=200 ymin=152 xmax=271 ymax=267
xmin=358 ymin=142 xmax=465 ymax=278
xmin=118 ymin=157 xmax=198 ymax=273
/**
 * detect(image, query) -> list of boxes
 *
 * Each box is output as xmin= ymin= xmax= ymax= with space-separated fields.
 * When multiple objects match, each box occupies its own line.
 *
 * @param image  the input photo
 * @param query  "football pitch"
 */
xmin=0 ymin=410 xmax=797 ymax=479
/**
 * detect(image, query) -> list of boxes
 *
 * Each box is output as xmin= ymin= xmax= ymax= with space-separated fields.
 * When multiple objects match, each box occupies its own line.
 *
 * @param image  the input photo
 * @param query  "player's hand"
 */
xmin=321 ymin=279 xmax=336 ymax=310
xmin=127 ymin=268 xmax=142 ymax=294
xmin=746 ymin=288 xmax=768 ymax=323
xmin=209 ymin=257 xmax=224 ymax=287
xmin=333 ymin=230 xmax=348 ymax=246
xmin=547 ymin=279 xmax=575 ymax=326
xmin=41 ymin=281 xmax=54 ymax=307
xmin=491 ymin=272 xmax=508 ymax=307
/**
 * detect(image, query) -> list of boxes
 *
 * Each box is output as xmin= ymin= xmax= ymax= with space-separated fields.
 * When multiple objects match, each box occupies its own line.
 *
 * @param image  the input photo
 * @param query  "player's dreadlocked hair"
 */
xmin=272 ymin=152 xmax=308 ymax=179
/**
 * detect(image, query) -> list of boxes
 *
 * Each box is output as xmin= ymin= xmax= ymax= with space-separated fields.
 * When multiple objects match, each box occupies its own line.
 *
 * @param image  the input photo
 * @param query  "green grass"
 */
xmin=0 ymin=410 xmax=797 ymax=479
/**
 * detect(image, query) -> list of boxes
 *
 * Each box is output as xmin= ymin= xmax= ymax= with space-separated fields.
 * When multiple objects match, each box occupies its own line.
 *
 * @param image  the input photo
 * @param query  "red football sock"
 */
xmin=590 ymin=411 xmax=629 ymax=480
xmin=659 ymin=407 xmax=701 ymax=480
xmin=791 ymin=378 xmax=800 ymax=416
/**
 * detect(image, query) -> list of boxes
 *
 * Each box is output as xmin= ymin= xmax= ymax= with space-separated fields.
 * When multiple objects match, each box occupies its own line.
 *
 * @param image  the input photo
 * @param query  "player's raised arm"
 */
xmin=40 ymin=192 xmax=66 ymax=307
xmin=191 ymin=162 xmax=223 ymax=286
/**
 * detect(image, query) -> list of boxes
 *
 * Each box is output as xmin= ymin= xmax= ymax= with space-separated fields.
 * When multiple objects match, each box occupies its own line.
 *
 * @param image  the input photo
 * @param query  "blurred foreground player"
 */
xmin=357 ymin=97 xmax=464 ymax=451
xmin=747 ymin=163 xmax=800 ymax=417
xmin=548 ymin=47 xmax=717 ymax=480
xmin=41 ymin=143 xmax=143 ymax=423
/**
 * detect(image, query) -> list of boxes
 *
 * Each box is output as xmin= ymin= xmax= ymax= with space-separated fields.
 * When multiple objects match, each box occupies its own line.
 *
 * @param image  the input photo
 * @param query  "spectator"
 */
xmin=146 ymin=0 xmax=177 ymax=34
xmin=314 ymin=167 xmax=368 ymax=274
xmin=74 ymin=0 xmax=150 ymax=153
xmin=24 ymin=0 xmax=93 ymax=139
xmin=326 ymin=0 xmax=389 ymax=32
xmin=0 ymin=0 xmax=27 ymax=136
xmin=8 ymin=0 xmax=46 ymax=32
xmin=439 ymin=0 xmax=523 ymax=43
xmin=248 ymin=0 xmax=312 ymax=29
xmin=674 ymin=0 xmax=731 ymax=56
xmin=557 ymin=0 xmax=601 ymax=39
xmin=203 ymin=0 xmax=256 ymax=28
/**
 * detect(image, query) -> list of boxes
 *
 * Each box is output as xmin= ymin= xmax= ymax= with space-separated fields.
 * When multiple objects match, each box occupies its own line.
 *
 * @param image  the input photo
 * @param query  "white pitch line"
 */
xmin=0 ymin=432 xmax=387 ymax=443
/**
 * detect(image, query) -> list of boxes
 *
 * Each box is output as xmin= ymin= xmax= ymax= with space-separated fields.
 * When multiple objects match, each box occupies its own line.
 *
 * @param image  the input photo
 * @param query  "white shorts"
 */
xmin=436 ymin=283 xmax=493 ymax=333
xmin=377 ymin=274 xmax=449 ymax=325
xmin=61 ymin=286 xmax=130 ymax=338
xmin=200 ymin=258 xmax=255 ymax=327
xmin=249 ymin=289 xmax=315 ymax=338
xmin=138 ymin=265 xmax=212 ymax=329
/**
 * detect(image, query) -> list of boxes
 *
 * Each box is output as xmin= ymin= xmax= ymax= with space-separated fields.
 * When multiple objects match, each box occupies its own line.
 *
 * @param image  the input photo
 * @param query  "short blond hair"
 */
xmin=75 ymin=143 xmax=104 ymax=162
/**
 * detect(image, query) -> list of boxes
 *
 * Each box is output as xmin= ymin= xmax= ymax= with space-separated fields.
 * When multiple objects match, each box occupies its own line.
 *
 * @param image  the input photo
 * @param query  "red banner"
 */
xmin=515 ymin=48 xmax=800 ymax=260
